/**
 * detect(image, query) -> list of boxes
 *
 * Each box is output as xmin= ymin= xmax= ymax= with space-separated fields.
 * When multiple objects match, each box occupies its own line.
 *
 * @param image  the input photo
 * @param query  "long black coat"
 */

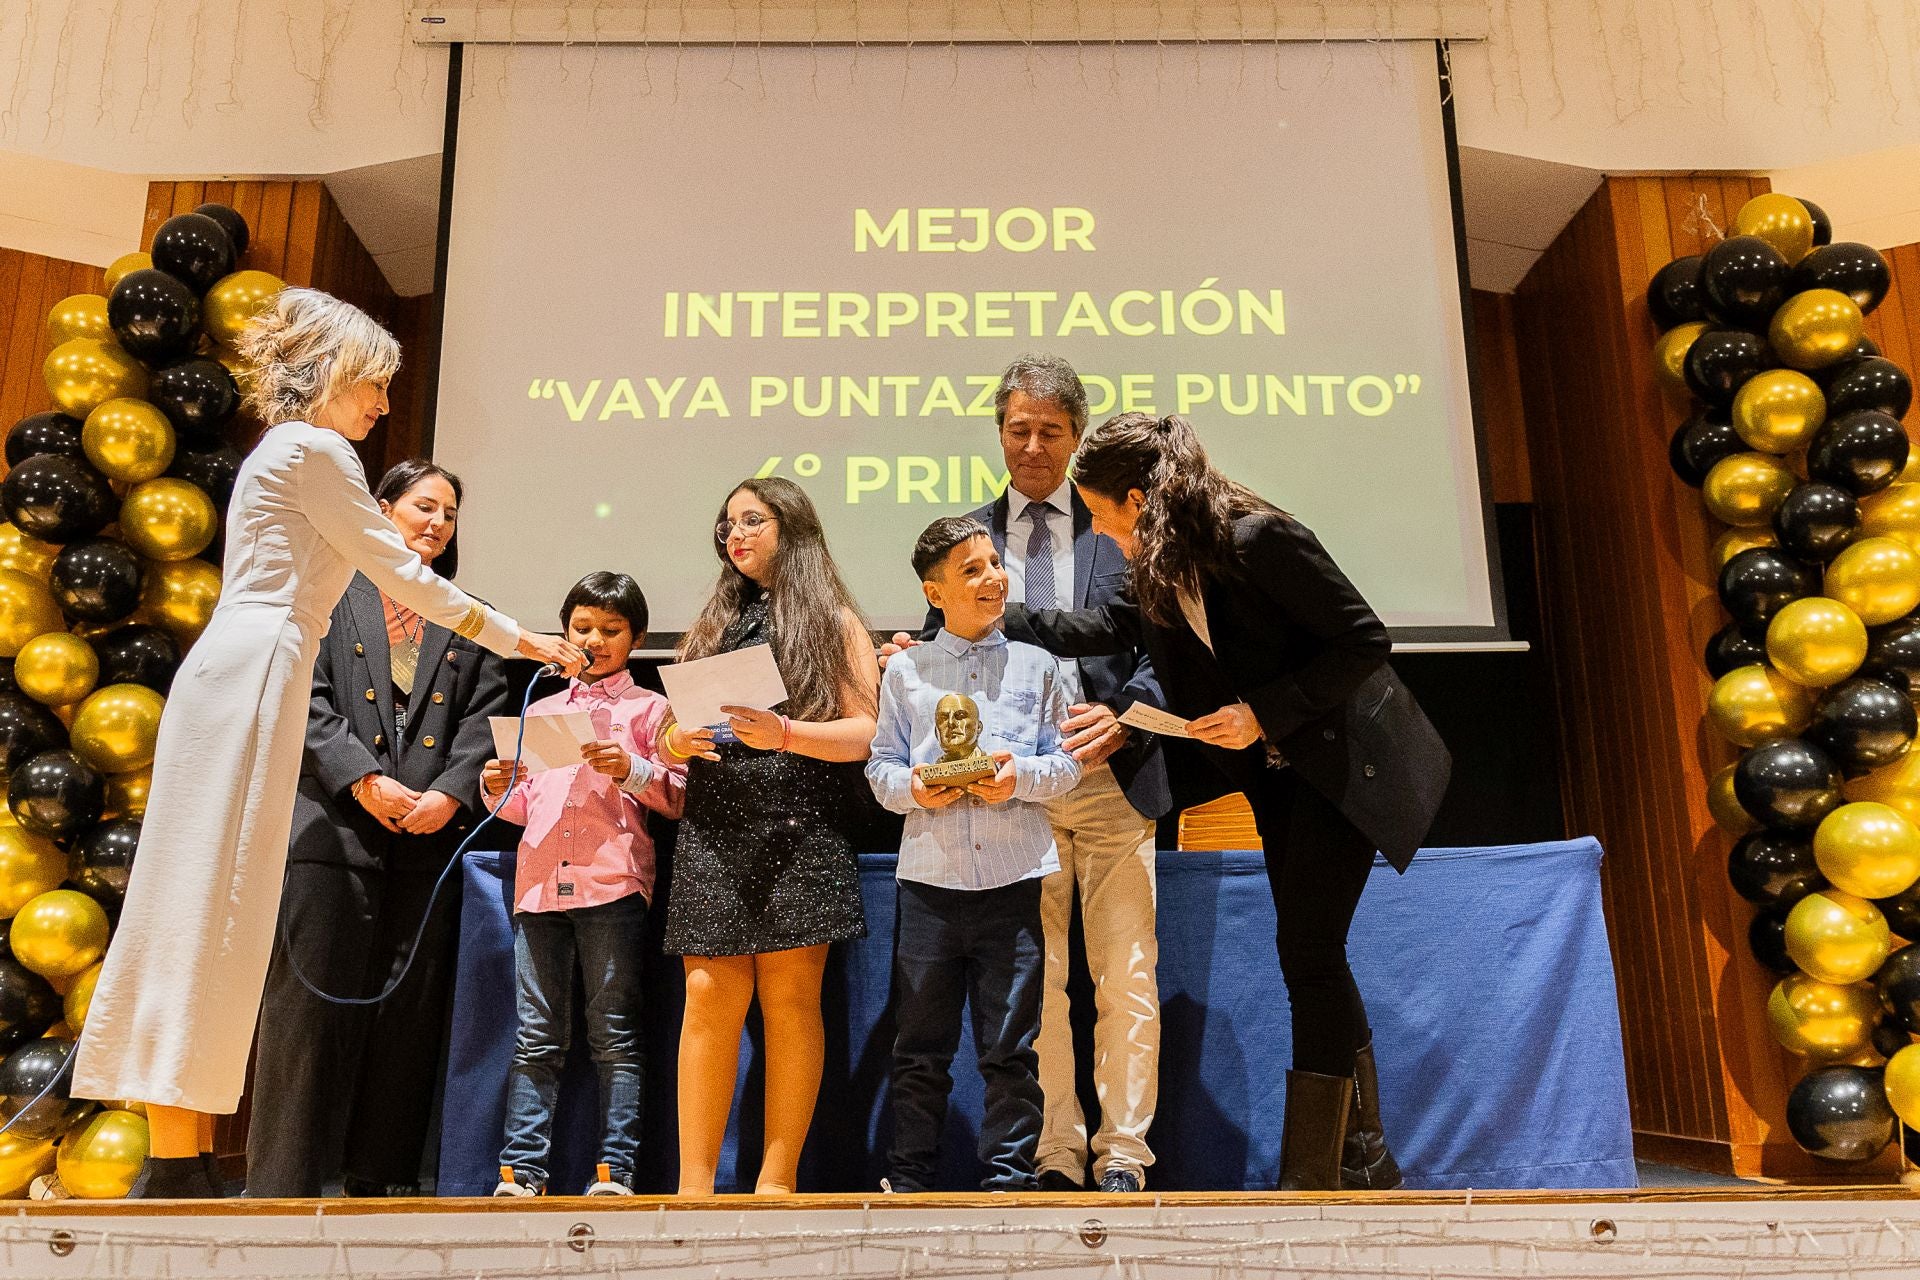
xmin=1006 ymin=510 xmax=1449 ymax=870
xmin=290 ymin=574 xmax=509 ymax=870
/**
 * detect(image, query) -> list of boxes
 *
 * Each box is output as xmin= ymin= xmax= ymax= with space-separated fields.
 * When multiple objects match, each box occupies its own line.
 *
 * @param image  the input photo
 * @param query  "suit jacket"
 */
xmin=1005 ymin=510 xmax=1449 ymax=870
xmin=291 ymin=573 xmax=510 ymax=871
xmin=919 ymin=490 xmax=1171 ymax=820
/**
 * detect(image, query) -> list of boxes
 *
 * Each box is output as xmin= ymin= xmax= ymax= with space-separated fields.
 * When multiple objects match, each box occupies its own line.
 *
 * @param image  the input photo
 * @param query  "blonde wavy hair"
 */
xmin=235 ymin=287 xmax=401 ymax=424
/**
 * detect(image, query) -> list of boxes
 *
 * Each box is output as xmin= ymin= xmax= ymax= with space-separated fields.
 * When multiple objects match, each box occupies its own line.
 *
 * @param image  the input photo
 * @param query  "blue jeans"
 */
xmin=499 ymin=894 xmax=647 ymax=1189
xmin=888 ymin=877 xmax=1045 ymax=1191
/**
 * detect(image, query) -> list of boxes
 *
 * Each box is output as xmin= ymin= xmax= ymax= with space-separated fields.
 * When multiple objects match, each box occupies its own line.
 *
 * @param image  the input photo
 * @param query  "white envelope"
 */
xmin=657 ymin=643 xmax=789 ymax=728
xmin=489 ymin=711 xmax=597 ymax=773
xmin=1118 ymin=702 xmax=1194 ymax=739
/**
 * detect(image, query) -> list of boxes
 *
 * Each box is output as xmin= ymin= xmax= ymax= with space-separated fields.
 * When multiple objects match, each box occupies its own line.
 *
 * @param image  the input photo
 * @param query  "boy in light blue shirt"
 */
xmin=867 ymin=516 xmax=1081 ymax=1191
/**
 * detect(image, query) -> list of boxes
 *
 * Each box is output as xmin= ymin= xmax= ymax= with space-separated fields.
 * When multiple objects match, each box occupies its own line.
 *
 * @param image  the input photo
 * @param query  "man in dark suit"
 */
xmin=893 ymin=355 xmax=1170 ymax=1192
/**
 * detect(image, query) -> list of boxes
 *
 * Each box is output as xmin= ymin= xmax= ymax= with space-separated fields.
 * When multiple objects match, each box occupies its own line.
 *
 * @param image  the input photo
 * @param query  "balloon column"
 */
xmin=1661 ymin=194 xmax=1920 ymax=1167
xmin=1 ymin=203 xmax=275 ymax=1199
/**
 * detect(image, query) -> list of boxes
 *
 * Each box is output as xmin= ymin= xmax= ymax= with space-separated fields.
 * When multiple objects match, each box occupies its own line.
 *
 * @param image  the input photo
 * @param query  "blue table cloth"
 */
xmin=437 ymin=839 xmax=1634 ymax=1194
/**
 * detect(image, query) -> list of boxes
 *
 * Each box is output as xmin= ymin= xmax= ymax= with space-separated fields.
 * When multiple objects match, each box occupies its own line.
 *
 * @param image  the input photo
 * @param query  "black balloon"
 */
xmin=1706 ymin=622 xmax=1770 ymax=678
xmin=1702 ymin=235 xmax=1790 ymax=331
xmin=1881 ymin=879 xmax=1920 ymax=940
xmin=1878 ymin=944 xmax=1920 ymax=1033
xmin=1685 ymin=329 xmax=1773 ymax=407
xmin=1718 ymin=546 xmax=1821 ymax=629
xmin=1876 ymin=1017 xmax=1914 ymax=1059
xmin=1819 ymin=340 xmax=1885 ymax=391
xmin=1772 ymin=483 xmax=1859 ymax=562
xmin=1799 ymin=197 xmax=1835 ymax=248
xmin=0 ymin=455 xmax=115 ymax=543
xmin=93 ymin=624 xmax=180 ymax=694
xmin=192 ymin=202 xmax=249 ymax=256
xmin=0 ymin=693 xmax=66 ymax=773
xmin=71 ymin=817 xmax=139 ymax=910
xmin=1808 ymin=677 xmax=1919 ymax=770
xmin=1787 ymin=1065 xmax=1896 ymax=1161
xmin=1865 ymin=615 xmax=1920 ymax=695
xmin=150 ymin=212 xmax=235 ymax=294
xmin=1735 ymin=736 xmax=1844 ymax=829
xmin=1750 ymin=908 xmax=1797 ymax=973
xmin=1807 ymin=410 xmax=1911 ymax=497
xmin=8 ymin=749 xmax=105 ymax=839
xmin=1647 ymin=255 xmax=1706 ymax=330
xmin=0 ymin=658 xmax=14 ymax=695
xmin=1669 ymin=411 xmax=1746 ymax=486
xmin=0 ymin=955 xmax=58 ymax=1051
xmin=1728 ymin=830 xmax=1824 ymax=907
xmin=106 ymin=268 xmax=201 ymax=365
xmin=148 ymin=358 xmax=238 ymax=437
xmin=49 ymin=539 xmax=144 ymax=625
xmin=1790 ymin=242 xmax=1893 ymax=314
xmin=165 ymin=443 xmax=242 ymax=511
xmin=1826 ymin=357 xmax=1913 ymax=420
xmin=0 ymin=1037 xmax=79 ymax=1141
xmin=4 ymin=412 xmax=84 ymax=468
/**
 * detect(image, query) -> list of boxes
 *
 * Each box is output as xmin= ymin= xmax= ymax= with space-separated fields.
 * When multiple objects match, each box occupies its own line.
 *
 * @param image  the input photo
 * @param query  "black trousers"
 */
xmin=247 ymin=857 xmax=462 ymax=1196
xmin=1207 ymin=748 xmax=1377 ymax=1077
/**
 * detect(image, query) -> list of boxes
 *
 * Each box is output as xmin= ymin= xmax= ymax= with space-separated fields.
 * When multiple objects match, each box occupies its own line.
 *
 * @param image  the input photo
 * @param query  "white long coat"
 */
xmin=72 ymin=422 xmax=520 ymax=1113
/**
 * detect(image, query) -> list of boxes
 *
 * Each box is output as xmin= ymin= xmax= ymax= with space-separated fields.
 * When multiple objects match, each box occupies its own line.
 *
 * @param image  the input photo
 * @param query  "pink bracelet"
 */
xmin=779 ymin=715 xmax=792 ymax=751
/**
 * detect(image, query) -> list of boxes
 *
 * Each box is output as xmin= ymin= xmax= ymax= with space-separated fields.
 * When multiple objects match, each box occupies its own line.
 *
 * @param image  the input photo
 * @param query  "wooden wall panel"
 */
xmin=0 ymin=249 xmax=107 ymax=442
xmin=1470 ymin=290 xmax=1531 ymax=504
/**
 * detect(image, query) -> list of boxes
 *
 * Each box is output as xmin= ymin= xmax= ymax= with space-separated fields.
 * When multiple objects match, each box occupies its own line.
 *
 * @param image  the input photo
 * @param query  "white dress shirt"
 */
xmin=1006 ymin=480 xmax=1084 ymax=705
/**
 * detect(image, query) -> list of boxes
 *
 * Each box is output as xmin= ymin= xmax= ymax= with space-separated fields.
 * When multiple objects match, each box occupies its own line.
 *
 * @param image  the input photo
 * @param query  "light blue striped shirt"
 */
xmin=867 ymin=628 xmax=1081 ymax=890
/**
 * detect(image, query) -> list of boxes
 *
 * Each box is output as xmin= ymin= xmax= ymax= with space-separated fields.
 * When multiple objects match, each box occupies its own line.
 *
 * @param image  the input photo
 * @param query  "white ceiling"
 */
xmin=325 ymin=154 xmax=446 ymax=297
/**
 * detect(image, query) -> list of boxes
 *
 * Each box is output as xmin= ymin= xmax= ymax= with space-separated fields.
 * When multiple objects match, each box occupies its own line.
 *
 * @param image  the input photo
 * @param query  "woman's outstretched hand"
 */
xmin=517 ymin=631 xmax=587 ymax=675
xmin=1187 ymin=702 xmax=1263 ymax=749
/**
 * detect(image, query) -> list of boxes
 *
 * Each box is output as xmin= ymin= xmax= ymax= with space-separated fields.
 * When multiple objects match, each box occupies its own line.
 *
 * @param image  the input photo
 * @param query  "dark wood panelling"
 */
xmin=0 ymin=249 xmax=108 ymax=436
xmin=1470 ymin=289 xmax=1532 ymax=504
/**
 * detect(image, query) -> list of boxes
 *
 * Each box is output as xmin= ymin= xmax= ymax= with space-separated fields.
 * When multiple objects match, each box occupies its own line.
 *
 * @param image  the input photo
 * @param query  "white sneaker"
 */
xmin=584 ymin=1163 xmax=634 ymax=1196
xmin=29 ymin=1174 xmax=70 ymax=1201
xmin=492 ymin=1166 xmax=541 ymax=1198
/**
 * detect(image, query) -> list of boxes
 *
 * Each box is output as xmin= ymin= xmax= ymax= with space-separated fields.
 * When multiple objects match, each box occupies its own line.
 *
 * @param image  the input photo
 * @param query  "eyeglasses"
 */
xmin=715 ymin=513 xmax=779 ymax=542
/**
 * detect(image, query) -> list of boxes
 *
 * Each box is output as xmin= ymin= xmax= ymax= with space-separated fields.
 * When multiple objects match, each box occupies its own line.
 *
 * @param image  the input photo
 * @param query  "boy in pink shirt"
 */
xmin=482 ymin=572 xmax=685 ymax=1196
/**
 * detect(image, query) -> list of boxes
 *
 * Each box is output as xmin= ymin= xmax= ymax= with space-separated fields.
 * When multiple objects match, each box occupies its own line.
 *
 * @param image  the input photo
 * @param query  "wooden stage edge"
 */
xmin=13 ymin=1186 xmax=1920 ymax=1217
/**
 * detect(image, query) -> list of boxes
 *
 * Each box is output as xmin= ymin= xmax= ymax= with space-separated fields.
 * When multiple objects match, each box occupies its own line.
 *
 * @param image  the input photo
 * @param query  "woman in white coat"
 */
xmin=71 ymin=288 xmax=584 ymax=1198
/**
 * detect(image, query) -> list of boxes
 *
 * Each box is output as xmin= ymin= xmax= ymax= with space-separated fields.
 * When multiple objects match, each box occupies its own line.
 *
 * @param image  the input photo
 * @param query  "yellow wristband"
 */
xmin=660 ymin=720 xmax=694 ymax=761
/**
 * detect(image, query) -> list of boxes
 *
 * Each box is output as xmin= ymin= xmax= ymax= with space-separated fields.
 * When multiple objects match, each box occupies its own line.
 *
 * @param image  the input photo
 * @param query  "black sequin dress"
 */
xmin=663 ymin=595 xmax=871 ymax=955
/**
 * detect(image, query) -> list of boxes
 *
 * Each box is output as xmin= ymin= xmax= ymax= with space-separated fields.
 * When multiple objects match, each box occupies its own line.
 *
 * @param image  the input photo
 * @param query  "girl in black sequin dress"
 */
xmin=662 ymin=477 xmax=881 ymax=1195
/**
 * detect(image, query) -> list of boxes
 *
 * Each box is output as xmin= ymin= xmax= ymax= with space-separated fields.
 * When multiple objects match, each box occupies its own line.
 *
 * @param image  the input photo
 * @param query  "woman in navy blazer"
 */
xmin=1005 ymin=413 xmax=1450 ymax=1192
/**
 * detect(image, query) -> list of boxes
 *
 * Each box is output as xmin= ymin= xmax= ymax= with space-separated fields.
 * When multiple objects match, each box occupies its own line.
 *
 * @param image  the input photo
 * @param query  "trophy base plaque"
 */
xmin=918 ymin=754 xmax=996 ymax=787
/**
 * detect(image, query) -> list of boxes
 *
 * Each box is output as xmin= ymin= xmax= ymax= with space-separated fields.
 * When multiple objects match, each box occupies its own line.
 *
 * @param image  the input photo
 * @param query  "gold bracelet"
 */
xmin=660 ymin=719 xmax=694 ymax=761
xmin=453 ymin=601 xmax=487 ymax=641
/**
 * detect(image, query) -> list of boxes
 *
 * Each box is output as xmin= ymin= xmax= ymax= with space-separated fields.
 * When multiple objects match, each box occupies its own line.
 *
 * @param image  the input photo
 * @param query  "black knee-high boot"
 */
xmin=1340 ymin=1040 xmax=1403 ymax=1190
xmin=1276 ymin=1070 xmax=1350 ymax=1191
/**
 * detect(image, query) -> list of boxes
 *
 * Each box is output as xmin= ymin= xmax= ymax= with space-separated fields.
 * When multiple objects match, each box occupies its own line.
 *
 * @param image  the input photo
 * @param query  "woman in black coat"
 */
xmin=246 ymin=459 xmax=509 ymax=1197
xmin=1003 ymin=413 xmax=1450 ymax=1192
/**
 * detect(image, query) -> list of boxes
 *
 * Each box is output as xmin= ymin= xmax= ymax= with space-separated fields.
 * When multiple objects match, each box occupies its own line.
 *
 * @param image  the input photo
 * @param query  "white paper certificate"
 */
xmin=1118 ymin=702 xmax=1194 ymax=739
xmin=657 ymin=643 xmax=790 ymax=728
xmin=489 ymin=711 xmax=597 ymax=772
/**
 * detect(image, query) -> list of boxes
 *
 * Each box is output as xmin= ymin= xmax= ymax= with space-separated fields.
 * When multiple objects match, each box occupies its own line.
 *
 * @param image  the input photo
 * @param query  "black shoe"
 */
xmin=1036 ymin=1169 xmax=1083 ymax=1192
xmin=1277 ymin=1069 xmax=1352 ymax=1191
xmin=128 ymin=1155 xmax=221 ymax=1200
xmin=343 ymin=1175 xmax=420 ymax=1198
xmin=1097 ymin=1169 xmax=1142 ymax=1193
xmin=1340 ymin=1040 xmax=1404 ymax=1191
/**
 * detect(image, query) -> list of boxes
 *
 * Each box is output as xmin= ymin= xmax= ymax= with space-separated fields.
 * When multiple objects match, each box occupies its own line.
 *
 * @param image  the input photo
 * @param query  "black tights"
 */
xmin=1211 ymin=751 xmax=1377 ymax=1077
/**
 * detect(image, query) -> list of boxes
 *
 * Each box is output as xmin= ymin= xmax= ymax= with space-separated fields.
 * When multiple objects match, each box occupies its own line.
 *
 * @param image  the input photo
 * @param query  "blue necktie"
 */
xmin=1025 ymin=503 xmax=1058 ymax=610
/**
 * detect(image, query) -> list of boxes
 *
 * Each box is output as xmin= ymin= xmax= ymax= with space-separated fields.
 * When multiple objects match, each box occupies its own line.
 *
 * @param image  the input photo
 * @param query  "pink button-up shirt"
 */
xmin=488 ymin=671 xmax=686 ymax=913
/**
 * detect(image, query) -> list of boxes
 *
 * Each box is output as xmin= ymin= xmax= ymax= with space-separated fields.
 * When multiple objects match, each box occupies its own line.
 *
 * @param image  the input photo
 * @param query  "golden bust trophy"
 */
xmin=916 ymin=692 xmax=996 ymax=787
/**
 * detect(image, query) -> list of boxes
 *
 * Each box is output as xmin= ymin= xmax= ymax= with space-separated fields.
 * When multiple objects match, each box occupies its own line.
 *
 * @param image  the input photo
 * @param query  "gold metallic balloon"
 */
xmin=55 ymin=1109 xmax=148 ymax=1200
xmin=1771 ymin=288 xmax=1867 ymax=371
xmin=140 ymin=557 xmax=221 ymax=646
xmin=0 ymin=569 xmax=67 ymax=659
xmin=1785 ymin=888 xmax=1894 ymax=984
xmin=201 ymin=269 xmax=285 ymax=346
xmin=81 ymin=398 xmax=176 ymax=484
xmin=1712 ymin=527 xmax=1778 ymax=574
xmin=0 ymin=1130 xmax=57 ymax=1199
xmin=1814 ymin=801 xmax=1920 ymax=899
xmin=1826 ymin=536 xmax=1920 ymax=626
xmin=1709 ymin=762 xmax=1758 ymax=836
xmin=8 ymin=889 xmax=110 ymax=980
xmin=1654 ymin=321 xmax=1709 ymax=394
xmin=102 ymin=766 xmax=152 ymax=821
xmin=44 ymin=294 xmax=110 ymax=348
xmin=1736 ymin=193 xmax=1818 ymax=264
xmin=1858 ymin=484 xmax=1920 ymax=555
xmin=102 ymin=251 xmax=152 ymax=294
xmin=1708 ymin=663 xmax=1817 ymax=747
xmin=70 ymin=683 xmax=165 ymax=774
xmin=118 ymin=479 xmax=217 ymax=562
xmin=1765 ymin=972 xmax=1882 ymax=1059
xmin=101 ymin=1099 xmax=146 ymax=1116
xmin=1703 ymin=452 xmax=1798 ymax=527
xmin=0 ymin=524 xmax=58 ymax=584
xmin=1732 ymin=369 xmax=1827 ymax=453
xmin=64 ymin=961 xmax=100 ymax=1032
xmin=1766 ymin=596 xmax=1868 ymax=687
xmin=42 ymin=338 xmax=149 ymax=419
xmin=1887 ymin=1044 xmax=1920 ymax=1128
xmin=13 ymin=632 xmax=98 ymax=707
xmin=1847 ymin=754 xmax=1920 ymax=827
xmin=0 ymin=825 xmax=65 ymax=919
